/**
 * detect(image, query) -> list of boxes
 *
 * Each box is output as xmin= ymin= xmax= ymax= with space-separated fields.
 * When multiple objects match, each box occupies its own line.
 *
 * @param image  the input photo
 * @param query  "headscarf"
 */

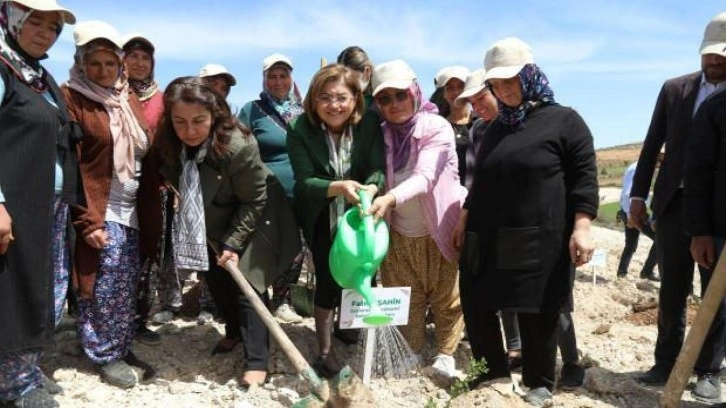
xmin=0 ymin=2 xmax=62 ymax=92
xmin=259 ymin=64 xmax=304 ymax=125
xmin=125 ymin=40 xmax=159 ymax=101
xmin=66 ymin=41 xmax=147 ymax=183
xmin=384 ymin=80 xmax=438 ymax=172
xmin=495 ymin=63 xmax=557 ymax=129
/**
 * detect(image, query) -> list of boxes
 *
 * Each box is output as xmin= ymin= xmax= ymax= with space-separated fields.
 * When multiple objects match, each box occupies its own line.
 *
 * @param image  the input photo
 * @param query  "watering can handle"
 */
xmin=358 ymin=189 xmax=372 ymax=212
xmin=358 ymin=189 xmax=376 ymax=261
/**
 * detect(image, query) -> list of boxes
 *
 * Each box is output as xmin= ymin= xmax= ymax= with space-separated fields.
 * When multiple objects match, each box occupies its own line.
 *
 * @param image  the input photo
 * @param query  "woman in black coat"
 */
xmin=452 ymin=37 xmax=598 ymax=406
xmin=0 ymin=1 xmax=79 ymax=407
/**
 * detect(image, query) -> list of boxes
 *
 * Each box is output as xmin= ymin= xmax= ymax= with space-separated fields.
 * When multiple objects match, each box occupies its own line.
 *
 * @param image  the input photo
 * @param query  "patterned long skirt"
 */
xmin=77 ymin=221 xmax=141 ymax=364
xmin=0 ymin=197 xmax=71 ymax=401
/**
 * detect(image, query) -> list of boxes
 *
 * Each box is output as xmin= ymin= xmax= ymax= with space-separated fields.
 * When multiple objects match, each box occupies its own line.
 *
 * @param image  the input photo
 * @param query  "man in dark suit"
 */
xmin=630 ymin=12 xmax=726 ymax=403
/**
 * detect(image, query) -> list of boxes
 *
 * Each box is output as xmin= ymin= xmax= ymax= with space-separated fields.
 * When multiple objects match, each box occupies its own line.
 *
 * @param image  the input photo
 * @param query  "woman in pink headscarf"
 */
xmin=367 ymin=59 xmax=467 ymax=379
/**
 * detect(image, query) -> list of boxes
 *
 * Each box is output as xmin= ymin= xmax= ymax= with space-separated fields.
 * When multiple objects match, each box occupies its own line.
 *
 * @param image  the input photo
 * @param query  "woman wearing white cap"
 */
xmin=367 ymin=59 xmax=467 ymax=379
xmin=61 ymin=20 xmax=157 ymax=389
xmin=238 ymin=53 xmax=305 ymax=325
xmin=0 ymin=0 xmax=79 ymax=406
xmin=451 ymin=37 xmax=597 ymax=405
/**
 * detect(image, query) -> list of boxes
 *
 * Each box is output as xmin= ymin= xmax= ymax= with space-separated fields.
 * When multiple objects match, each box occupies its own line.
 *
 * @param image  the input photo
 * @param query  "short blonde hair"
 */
xmin=303 ymin=64 xmax=364 ymax=128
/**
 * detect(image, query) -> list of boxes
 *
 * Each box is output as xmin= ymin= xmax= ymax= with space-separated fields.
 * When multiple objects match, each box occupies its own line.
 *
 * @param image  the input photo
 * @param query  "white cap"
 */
xmin=73 ymin=20 xmax=122 ymax=49
xmin=11 ymin=0 xmax=76 ymax=24
xmin=700 ymin=12 xmax=726 ymax=57
xmin=199 ymin=63 xmax=237 ymax=86
xmin=435 ymin=66 xmax=469 ymax=89
xmin=371 ymin=59 xmax=417 ymax=96
xmin=455 ymin=68 xmax=488 ymax=104
xmin=484 ymin=37 xmax=534 ymax=80
xmin=121 ymin=33 xmax=155 ymax=53
xmin=262 ymin=53 xmax=293 ymax=72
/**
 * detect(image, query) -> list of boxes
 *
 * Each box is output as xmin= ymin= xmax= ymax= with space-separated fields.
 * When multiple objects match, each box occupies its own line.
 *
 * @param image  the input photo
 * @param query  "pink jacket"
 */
xmin=383 ymin=112 xmax=468 ymax=262
xmin=140 ymin=91 xmax=164 ymax=134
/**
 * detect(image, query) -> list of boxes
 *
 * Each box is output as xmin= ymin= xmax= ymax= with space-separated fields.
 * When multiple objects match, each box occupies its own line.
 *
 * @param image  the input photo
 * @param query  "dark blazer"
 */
xmin=286 ymin=111 xmax=385 ymax=245
xmin=631 ymin=72 xmax=701 ymax=218
xmin=684 ymin=89 xmax=726 ymax=237
xmin=161 ymin=129 xmax=300 ymax=293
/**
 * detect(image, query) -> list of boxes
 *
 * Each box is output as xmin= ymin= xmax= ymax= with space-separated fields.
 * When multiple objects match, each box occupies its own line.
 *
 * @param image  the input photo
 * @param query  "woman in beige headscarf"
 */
xmin=61 ymin=20 xmax=158 ymax=389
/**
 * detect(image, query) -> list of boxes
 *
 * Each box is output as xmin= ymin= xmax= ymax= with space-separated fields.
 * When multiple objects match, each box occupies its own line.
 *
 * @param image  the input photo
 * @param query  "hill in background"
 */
xmin=597 ymin=142 xmax=642 ymax=187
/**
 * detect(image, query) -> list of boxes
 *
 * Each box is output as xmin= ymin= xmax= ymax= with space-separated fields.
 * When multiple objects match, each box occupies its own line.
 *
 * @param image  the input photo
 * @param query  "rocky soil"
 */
xmin=43 ymin=224 xmax=713 ymax=407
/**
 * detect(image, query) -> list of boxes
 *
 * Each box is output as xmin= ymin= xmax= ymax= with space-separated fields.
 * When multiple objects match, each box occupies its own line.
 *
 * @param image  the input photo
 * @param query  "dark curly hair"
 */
xmin=156 ymin=76 xmax=249 ymax=162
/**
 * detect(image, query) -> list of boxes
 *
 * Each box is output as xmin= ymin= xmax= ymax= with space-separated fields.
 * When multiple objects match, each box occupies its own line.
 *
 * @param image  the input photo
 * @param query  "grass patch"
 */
xmin=594 ymin=201 xmax=622 ymax=230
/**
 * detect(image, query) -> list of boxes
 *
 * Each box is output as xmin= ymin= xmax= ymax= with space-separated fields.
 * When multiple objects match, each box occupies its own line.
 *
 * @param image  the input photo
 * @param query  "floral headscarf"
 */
xmin=494 ymin=63 xmax=557 ymax=129
xmin=125 ymin=39 xmax=159 ymax=101
xmin=259 ymin=64 xmax=304 ymax=125
xmin=0 ymin=2 xmax=62 ymax=92
xmin=383 ymin=80 xmax=439 ymax=172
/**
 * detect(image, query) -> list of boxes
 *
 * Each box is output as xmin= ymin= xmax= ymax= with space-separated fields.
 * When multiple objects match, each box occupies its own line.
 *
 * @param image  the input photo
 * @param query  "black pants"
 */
xmin=205 ymin=248 xmax=270 ymax=371
xmin=616 ymin=210 xmax=657 ymax=276
xmin=654 ymin=193 xmax=725 ymax=374
xmin=501 ymin=311 xmax=578 ymax=365
xmin=461 ymin=282 xmax=560 ymax=390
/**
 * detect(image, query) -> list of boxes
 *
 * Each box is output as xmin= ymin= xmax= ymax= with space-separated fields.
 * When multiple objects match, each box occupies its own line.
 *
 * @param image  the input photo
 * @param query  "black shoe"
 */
xmin=98 ymin=360 xmax=137 ymax=389
xmin=312 ymin=354 xmax=342 ymax=379
xmin=636 ymin=365 xmax=670 ymax=385
xmin=692 ymin=373 xmax=721 ymax=403
xmin=10 ymin=387 xmax=58 ymax=408
xmin=639 ymin=271 xmax=660 ymax=282
xmin=616 ymin=271 xmax=627 ymax=278
xmin=135 ymin=326 xmax=162 ymax=346
xmin=559 ymin=363 xmax=585 ymax=390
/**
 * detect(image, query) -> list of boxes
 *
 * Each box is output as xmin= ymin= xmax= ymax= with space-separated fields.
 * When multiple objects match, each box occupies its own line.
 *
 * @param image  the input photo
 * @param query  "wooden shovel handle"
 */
xmin=661 ymin=245 xmax=726 ymax=407
xmin=223 ymin=260 xmax=313 ymax=375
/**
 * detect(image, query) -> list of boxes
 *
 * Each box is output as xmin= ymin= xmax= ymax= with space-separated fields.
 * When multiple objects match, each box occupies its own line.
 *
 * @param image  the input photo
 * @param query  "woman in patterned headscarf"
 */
xmin=61 ymin=20 xmax=158 ymax=389
xmin=238 ymin=53 xmax=306 ymax=326
xmin=0 ymin=0 xmax=79 ymax=406
xmin=451 ymin=37 xmax=598 ymax=406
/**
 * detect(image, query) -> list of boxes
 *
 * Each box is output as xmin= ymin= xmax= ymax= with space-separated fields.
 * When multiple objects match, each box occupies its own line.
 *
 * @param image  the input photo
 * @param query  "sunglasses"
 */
xmin=375 ymin=90 xmax=409 ymax=107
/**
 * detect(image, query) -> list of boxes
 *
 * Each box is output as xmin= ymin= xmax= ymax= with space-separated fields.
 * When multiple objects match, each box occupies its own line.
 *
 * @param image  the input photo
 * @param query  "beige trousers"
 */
xmin=381 ymin=230 xmax=464 ymax=355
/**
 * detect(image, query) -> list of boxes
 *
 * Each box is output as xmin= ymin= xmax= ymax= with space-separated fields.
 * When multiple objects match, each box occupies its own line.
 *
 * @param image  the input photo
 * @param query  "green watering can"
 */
xmin=329 ymin=190 xmax=392 ymax=325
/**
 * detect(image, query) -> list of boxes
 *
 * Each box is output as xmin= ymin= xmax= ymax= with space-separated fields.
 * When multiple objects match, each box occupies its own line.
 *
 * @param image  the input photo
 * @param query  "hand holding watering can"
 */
xmin=329 ymin=189 xmax=392 ymax=325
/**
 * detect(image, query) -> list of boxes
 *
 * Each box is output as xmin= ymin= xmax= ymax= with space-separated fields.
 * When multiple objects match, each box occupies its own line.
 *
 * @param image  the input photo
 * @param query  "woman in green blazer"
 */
xmin=157 ymin=76 xmax=300 ymax=388
xmin=287 ymin=64 xmax=384 ymax=378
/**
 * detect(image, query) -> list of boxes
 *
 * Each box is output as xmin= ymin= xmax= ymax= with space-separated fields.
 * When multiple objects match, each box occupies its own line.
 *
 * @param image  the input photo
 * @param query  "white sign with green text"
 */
xmin=339 ymin=287 xmax=411 ymax=329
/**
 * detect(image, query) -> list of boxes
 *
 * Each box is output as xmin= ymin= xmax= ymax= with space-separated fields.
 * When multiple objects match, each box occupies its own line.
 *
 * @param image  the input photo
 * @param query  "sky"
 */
xmin=41 ymin=0 xmax=722 ymax=149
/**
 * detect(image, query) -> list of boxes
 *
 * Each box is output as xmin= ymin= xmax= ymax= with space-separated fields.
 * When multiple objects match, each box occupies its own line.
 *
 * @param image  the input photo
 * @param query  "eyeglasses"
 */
xmin=375 ymin=90 xmax=409 ymax=107
xmin=317 ymin=93 xmax=354 ymax=106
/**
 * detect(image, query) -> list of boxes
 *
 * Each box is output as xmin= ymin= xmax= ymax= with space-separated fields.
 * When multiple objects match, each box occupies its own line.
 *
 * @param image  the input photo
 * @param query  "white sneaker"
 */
xmin=431 ymin=354 xmax=457 ymax=378
xmin=197 ymin=311 xmax=214 ymax=325
xmin=274 ymin=304 xmax=303 ymax=323
xmin=150 ymin=310 xmax=174 ymax=325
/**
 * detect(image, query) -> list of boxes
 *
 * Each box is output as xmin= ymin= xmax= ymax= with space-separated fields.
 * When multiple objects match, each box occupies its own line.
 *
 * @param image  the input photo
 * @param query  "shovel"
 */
xmin=221 ymin=259 xmax=377 ymax=407
xmin=661 ymin=245 xmax=726 ymax=407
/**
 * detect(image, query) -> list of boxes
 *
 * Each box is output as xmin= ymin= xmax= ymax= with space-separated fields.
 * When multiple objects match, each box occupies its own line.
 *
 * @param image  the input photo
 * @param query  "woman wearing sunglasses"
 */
xmin=287 ymin=64 xmax=384 ymax=378
xmin=367 ymin=59 xmax=467 ymax=379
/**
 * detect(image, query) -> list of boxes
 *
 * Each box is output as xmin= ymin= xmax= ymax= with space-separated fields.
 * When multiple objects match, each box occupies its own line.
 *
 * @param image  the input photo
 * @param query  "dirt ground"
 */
xmin=43 ymin=224 xmax=714 ymax=407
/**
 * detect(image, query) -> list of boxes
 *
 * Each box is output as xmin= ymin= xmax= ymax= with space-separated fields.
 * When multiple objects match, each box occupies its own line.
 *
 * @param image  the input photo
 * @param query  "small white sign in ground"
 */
xmin=339 ymin=287 xmax=411 ymax=329
xmin=586 ymin=248 xmax=607 ymax=267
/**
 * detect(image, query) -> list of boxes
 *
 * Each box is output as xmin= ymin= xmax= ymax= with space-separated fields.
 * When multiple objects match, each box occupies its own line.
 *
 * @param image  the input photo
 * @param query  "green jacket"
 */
xmin=286 ymin=111 xmax=385 ymax=244
xmin=162 ymin=129 xmax=300 ymax=292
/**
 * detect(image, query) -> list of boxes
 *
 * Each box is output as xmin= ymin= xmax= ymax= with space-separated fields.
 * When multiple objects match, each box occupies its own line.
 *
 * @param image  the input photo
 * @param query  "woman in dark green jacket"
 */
xmin=287 ymin=64 xmax=384 ymax=377
xmin=157 ymin=76 xmax=300 ymax=388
